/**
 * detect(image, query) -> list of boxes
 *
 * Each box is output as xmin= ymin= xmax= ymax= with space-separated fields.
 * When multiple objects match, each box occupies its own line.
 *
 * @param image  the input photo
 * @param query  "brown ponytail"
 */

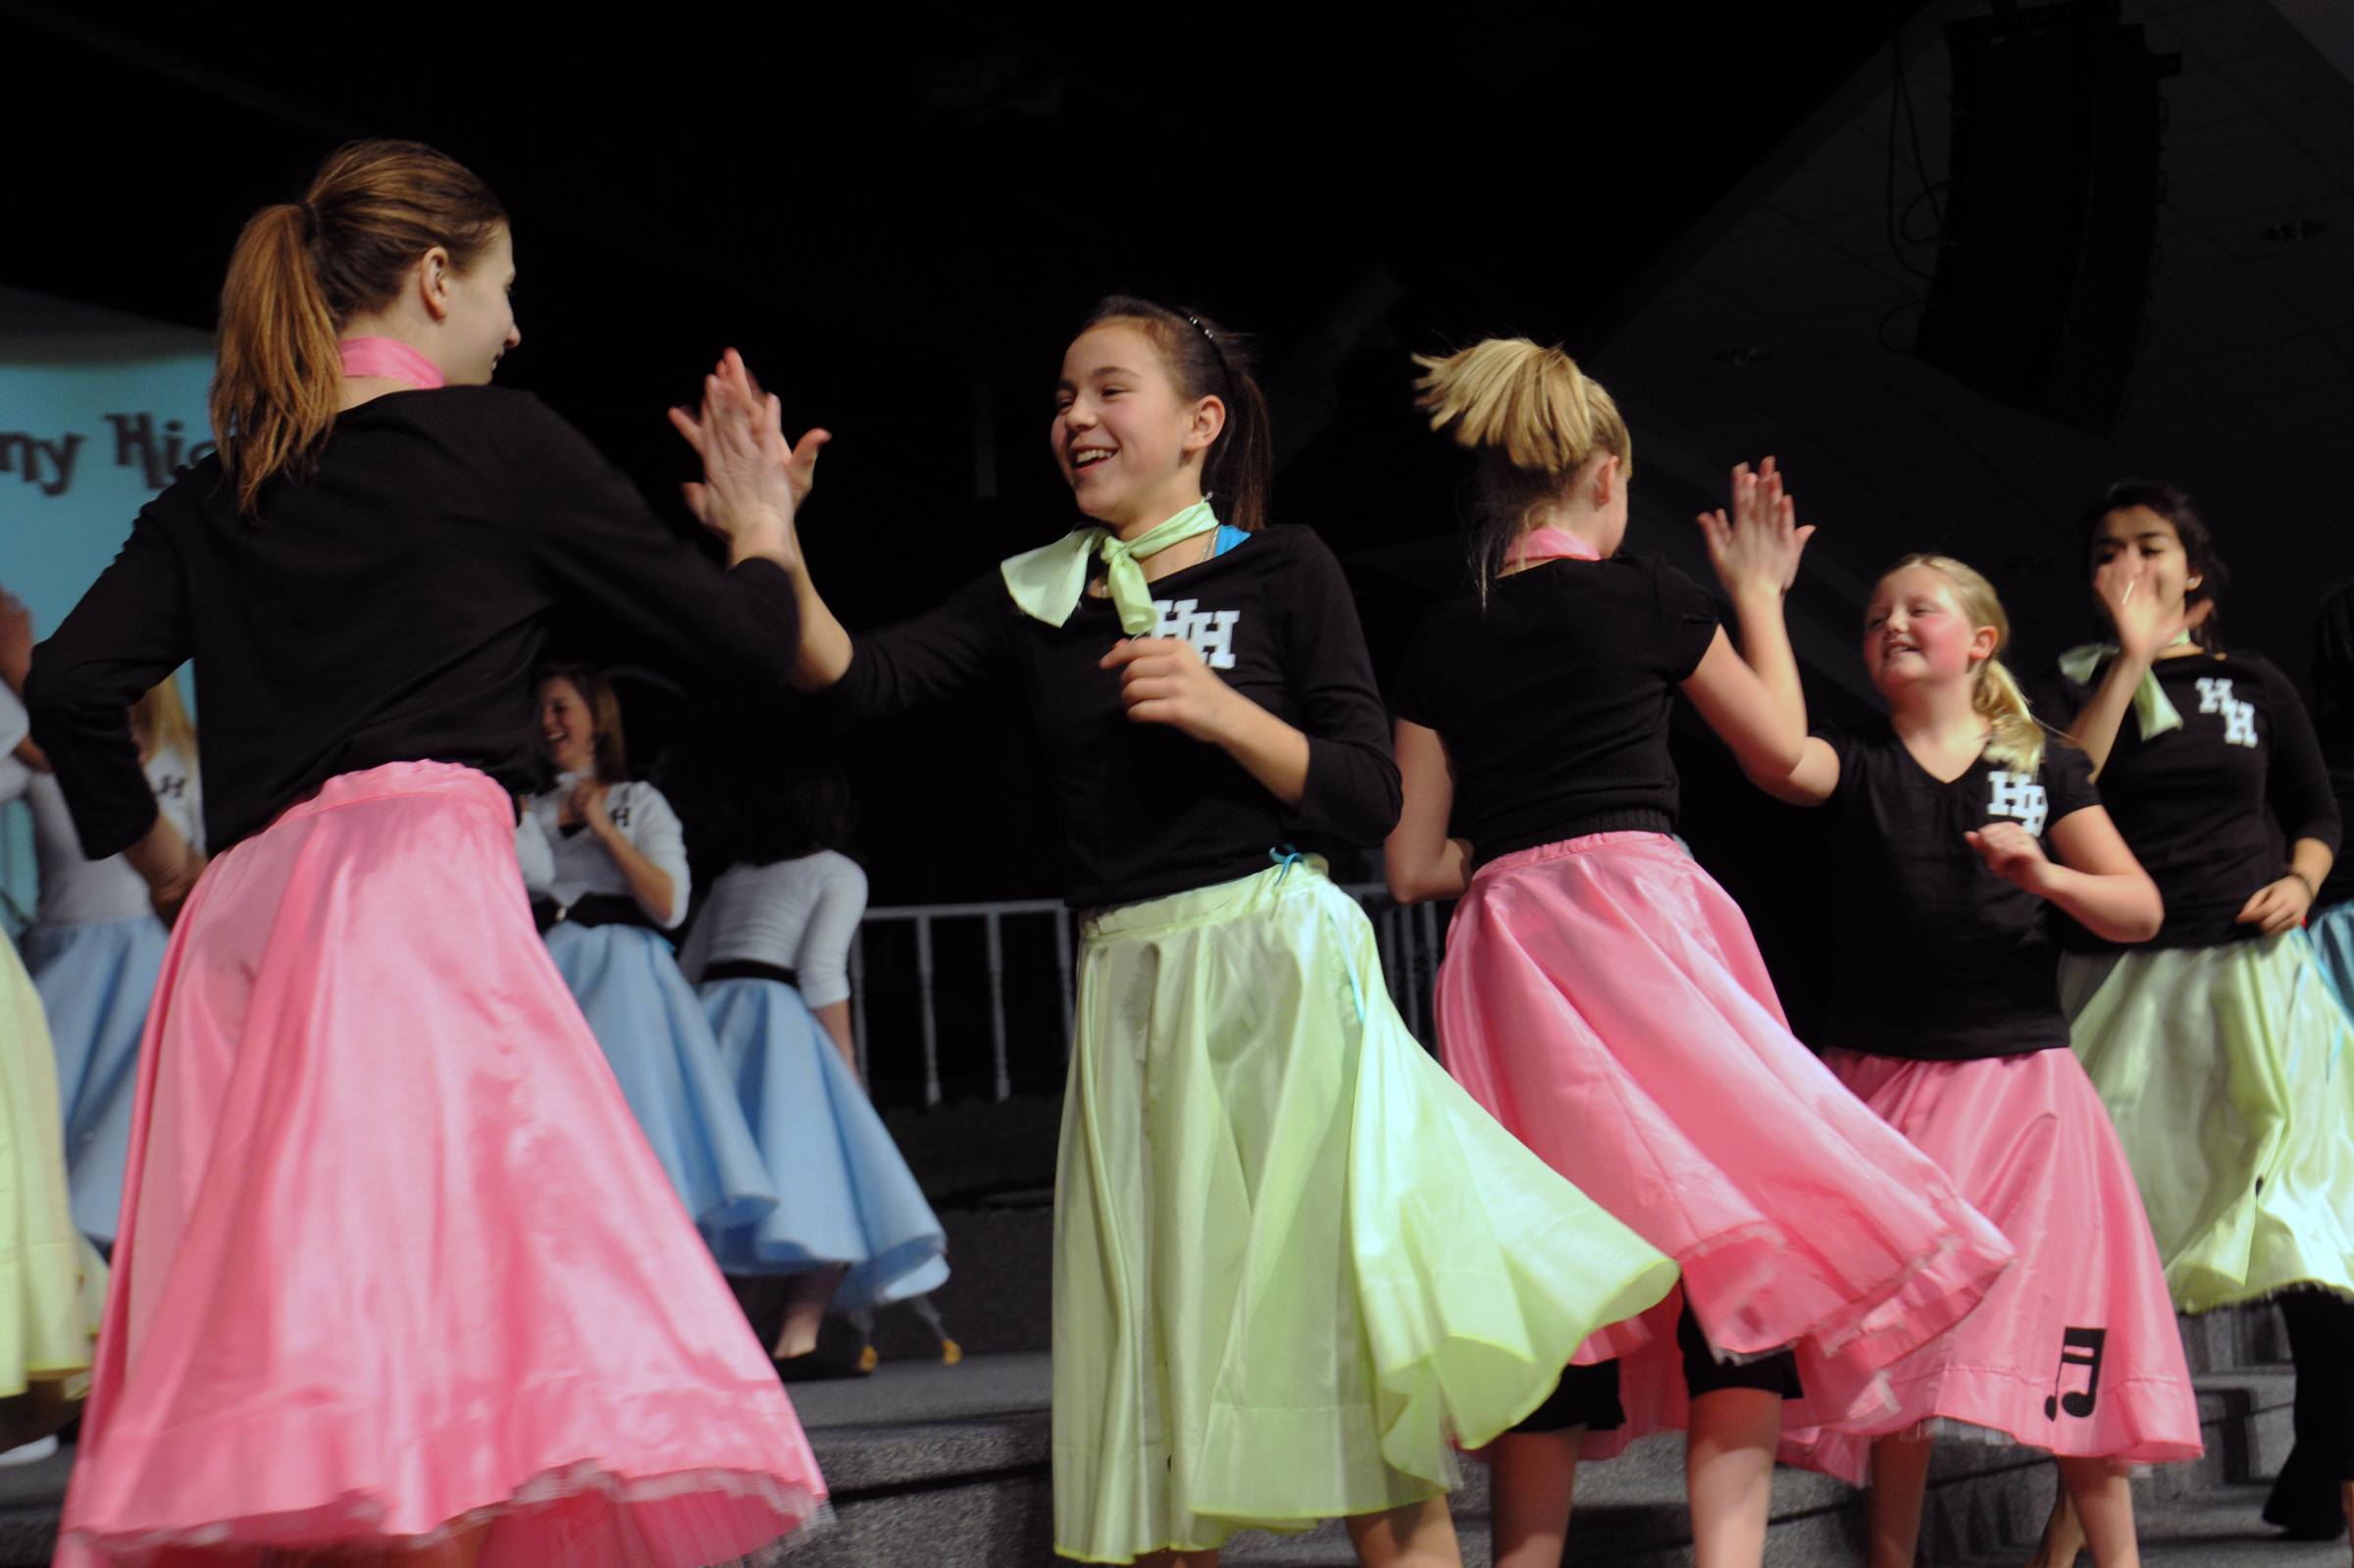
xmin=210 ymin=139 xmax=506 ymax=516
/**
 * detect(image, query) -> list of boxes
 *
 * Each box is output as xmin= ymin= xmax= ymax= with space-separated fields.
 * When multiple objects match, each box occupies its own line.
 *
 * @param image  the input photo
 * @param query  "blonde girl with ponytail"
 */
xmin=1756 ymin=555 xmax=2197 ymax=1568
xmin=1388 ymin=340 xmax=2018 ymax=1568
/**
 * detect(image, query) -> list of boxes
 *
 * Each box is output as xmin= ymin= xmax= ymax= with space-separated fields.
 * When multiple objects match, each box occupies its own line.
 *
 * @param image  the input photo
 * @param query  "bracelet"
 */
xmin=2288 ymin=869 xmax=2319 ymax=900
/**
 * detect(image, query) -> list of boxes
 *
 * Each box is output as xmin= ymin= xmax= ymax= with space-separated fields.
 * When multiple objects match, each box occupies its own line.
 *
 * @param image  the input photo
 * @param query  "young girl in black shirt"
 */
xmin=1386 ymin=339 xmax=2013 ymax=1568
xmin=27 ymin=141 xmax=826 ymax=1565
xmin=1754 ymin=553 xmax=2196 ymax=1568
xmin=717 ymin=303 xmax=1675 ymax=1566
xmin=2032 ymin=483 xmax=2354 ymax=1560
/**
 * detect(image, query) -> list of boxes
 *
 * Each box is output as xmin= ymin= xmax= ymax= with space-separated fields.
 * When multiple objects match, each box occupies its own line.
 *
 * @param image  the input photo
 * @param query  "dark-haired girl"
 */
xmin=27 ymin=140 xmax=825 ymax=1564
xmin=2029 ymin=481 xmax=2354 ymax=1564
xmin=675 ymin=745 xmax=953 ymax=1369
xmin=713 ymin=300 xmax=1675 ymax=1565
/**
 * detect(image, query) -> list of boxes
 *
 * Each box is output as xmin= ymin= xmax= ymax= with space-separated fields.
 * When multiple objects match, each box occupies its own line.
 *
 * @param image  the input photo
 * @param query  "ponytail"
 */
xmin=1974 ymin=655 xmax=2047 ymax=775
xmin=210 ymin=139 xmax=507 ymax=517
xmin=1080 ymin=296 xmax=1272 ymax=531
xmin=212 ymin=202 xmax=341 ymax=516
xmin=1412 ymin=337 xmax=1632 ymax=598
xmin=1886 ymin=553 xmax=2048 ymax=775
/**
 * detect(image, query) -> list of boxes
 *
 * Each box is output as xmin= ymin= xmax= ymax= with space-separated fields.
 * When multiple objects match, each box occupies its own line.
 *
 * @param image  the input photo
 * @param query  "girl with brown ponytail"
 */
xmin=1759 ymin=554 xmax=2197 ymax=1568
xmin=1388 ymin=338 xmax=2021 ymax=1568
xmin=28 ymin=140 xmax=829 ymax=1564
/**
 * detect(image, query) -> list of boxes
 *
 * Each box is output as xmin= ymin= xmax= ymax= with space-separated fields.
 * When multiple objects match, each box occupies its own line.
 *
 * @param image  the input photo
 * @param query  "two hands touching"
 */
xmin=674 ymin=348 xmax=1245 ymax=746
xmin=666 ymin=349 xmax=830 ymax=573
xmin=1696 ymin=457 xmax=1816 ymax=605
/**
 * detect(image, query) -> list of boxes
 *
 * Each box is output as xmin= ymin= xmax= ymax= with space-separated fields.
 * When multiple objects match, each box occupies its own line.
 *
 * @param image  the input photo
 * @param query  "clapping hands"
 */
xmin=1697 ymin=458 xmax=1816 ymax=602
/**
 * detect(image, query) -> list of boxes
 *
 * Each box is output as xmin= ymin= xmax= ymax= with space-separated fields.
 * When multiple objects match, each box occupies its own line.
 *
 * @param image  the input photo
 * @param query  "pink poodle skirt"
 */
xmin=1436 ymin=833 xmax=2016 ymax=1454
xmin=55 ymin=762 xmax=827 ymax=1566
xmin=1781 ymin=1047 xmax=2202 ymax=1484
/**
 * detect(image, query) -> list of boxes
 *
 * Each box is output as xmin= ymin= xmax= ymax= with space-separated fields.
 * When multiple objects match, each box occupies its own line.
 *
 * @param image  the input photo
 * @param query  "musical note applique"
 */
xmin=2043 ymin=1326 xmax=2107 ymax=1419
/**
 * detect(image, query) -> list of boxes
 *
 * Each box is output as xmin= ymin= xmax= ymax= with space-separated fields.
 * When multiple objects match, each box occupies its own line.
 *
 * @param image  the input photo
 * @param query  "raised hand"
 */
xmin=1697 ymin=457 xmax=1816 ymax=601
xmin=1100 ymin=636 xmax=1239 ymax=743
xmin=2093 ymin=557 xmax=2185 ymax=664
xmin=2237 ymin=875 xmax=2312 ymax=936
xmin=1967 ymin=822 xmax=2057 ymax=898
xmin=667 ymin=349 xmax=797 ymax=565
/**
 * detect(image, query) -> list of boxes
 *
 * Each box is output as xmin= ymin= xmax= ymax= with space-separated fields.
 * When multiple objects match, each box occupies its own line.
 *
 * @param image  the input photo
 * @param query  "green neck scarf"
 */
xmin=2058 ymin=631 xmax=2197 ymax=740
xmin=999 ymin=499 xmax=1222 ymax=635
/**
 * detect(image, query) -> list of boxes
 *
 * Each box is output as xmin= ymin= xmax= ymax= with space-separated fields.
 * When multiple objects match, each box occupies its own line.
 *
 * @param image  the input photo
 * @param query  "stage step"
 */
xmin=0 ymin=1307 xmax=2310 ymax=1566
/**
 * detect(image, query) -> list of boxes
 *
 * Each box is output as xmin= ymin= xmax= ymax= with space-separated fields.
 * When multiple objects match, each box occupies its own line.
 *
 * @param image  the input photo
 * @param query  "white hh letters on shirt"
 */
xmin=1987 ymin=770 xmax=2050 ymax=836
xmin=1152 ymin=597 xmax=1241 ymax=671
xmin=2196 ymin=678 xmax=2259 ymax=748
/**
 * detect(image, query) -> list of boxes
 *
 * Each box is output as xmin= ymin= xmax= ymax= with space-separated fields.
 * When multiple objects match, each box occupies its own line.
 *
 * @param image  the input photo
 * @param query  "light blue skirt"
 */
xmin=696 ymin=977 xmax=948 ymax=1309
xmin=20 ymin=916 xmax=166 ymax=1247
xmin=543 ymin=923 xmax=779 ymax=1230
xmin=2307 ymin=901 xmax=2354 ymax=1019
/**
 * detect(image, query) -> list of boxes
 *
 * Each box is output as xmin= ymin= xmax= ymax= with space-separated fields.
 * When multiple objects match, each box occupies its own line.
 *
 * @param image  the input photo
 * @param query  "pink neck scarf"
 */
xmin=1506 ymin=526 xmax=1603 ymax=567
xmin=338 ymin=337 xmax=444 ymax=390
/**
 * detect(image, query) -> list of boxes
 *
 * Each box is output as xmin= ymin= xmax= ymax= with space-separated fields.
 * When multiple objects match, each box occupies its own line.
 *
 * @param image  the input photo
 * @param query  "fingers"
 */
xmin=681 ymin=481 xmax=711 ymax=525
xmin=668 ymin=404 xmax=707 ymax=455
xmin=1098 ymin=636 xmax=1187 ymax=671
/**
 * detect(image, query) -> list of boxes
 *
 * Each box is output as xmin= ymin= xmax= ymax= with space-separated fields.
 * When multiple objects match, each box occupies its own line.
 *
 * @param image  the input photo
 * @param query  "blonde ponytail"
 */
xmin=1889 ymin=553 xmax=2048 ymax=774
xmin=1411 ymin=337 xmax=1632 ymax=477
xmin=1974 ymin=655 xmax=2046 ymax=774
xmin=1412 ymin=337 xmax=1634 ymax=598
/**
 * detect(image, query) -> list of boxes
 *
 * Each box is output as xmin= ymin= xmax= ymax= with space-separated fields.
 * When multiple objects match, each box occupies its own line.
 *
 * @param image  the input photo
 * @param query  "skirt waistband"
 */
xmin=271 ymin=761 xmax=511 ymax=829
xmin=533 ymin=894 xmax=656 ymax=935
xmin=1472 ymin=827 xmax=1683 ymax=884
xmin=700 ymin=959 xmax=801 ymax=988
xmin=1083 ymin=852 xmax=1333 ymax=943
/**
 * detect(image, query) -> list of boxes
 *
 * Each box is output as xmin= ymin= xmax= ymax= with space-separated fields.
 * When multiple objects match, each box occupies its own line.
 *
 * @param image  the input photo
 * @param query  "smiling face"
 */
xmin=1050 ymin=321 xmax=1224 ymax=531
xmin=1864 ymin=564 xmax=1997 ymax=702
xmin=2089 ymin=504 xmax=2197 ymax=625
xmin=433 ymin=225 xmax=522 ymax=385
xmin=537 ymin=676 xmax=596 ymax=778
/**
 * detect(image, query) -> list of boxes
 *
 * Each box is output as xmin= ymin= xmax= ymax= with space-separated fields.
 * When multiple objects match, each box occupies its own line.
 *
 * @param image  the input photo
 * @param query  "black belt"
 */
xmin=532 ymin=894 xmax=656 ymax=934
xmin=700 ymin=959 xmax=801 ymax=988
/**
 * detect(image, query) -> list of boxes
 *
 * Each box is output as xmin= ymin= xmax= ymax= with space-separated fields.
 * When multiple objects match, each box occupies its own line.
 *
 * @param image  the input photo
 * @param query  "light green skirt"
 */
xmin=0 ymin=936 xmax=103 ymax=1401
xmin=1050 ymin=859 xmax=1676 ymax=1563
xmin=2063 ymin=932 xmax=2354 ymax=1314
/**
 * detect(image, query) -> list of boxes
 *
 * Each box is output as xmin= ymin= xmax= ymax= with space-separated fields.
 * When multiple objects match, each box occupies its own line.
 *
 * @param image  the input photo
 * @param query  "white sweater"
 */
xmin=679 ymin=850 xmax=867 ymax=1007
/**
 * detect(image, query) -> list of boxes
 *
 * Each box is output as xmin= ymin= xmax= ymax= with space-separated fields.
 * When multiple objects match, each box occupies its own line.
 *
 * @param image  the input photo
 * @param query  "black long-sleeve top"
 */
xmin=26 ymin=386 xmax=802 ymax=859
xmin=823 ymin=525 xmax=1402 ymax=908
xmin=2033 ymin=650 xmax=2340 ymax=949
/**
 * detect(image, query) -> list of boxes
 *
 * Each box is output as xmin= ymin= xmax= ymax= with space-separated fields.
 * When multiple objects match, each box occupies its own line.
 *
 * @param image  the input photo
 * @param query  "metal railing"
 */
xmin=846 ymin=886 xmax=1449 ymax=1108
